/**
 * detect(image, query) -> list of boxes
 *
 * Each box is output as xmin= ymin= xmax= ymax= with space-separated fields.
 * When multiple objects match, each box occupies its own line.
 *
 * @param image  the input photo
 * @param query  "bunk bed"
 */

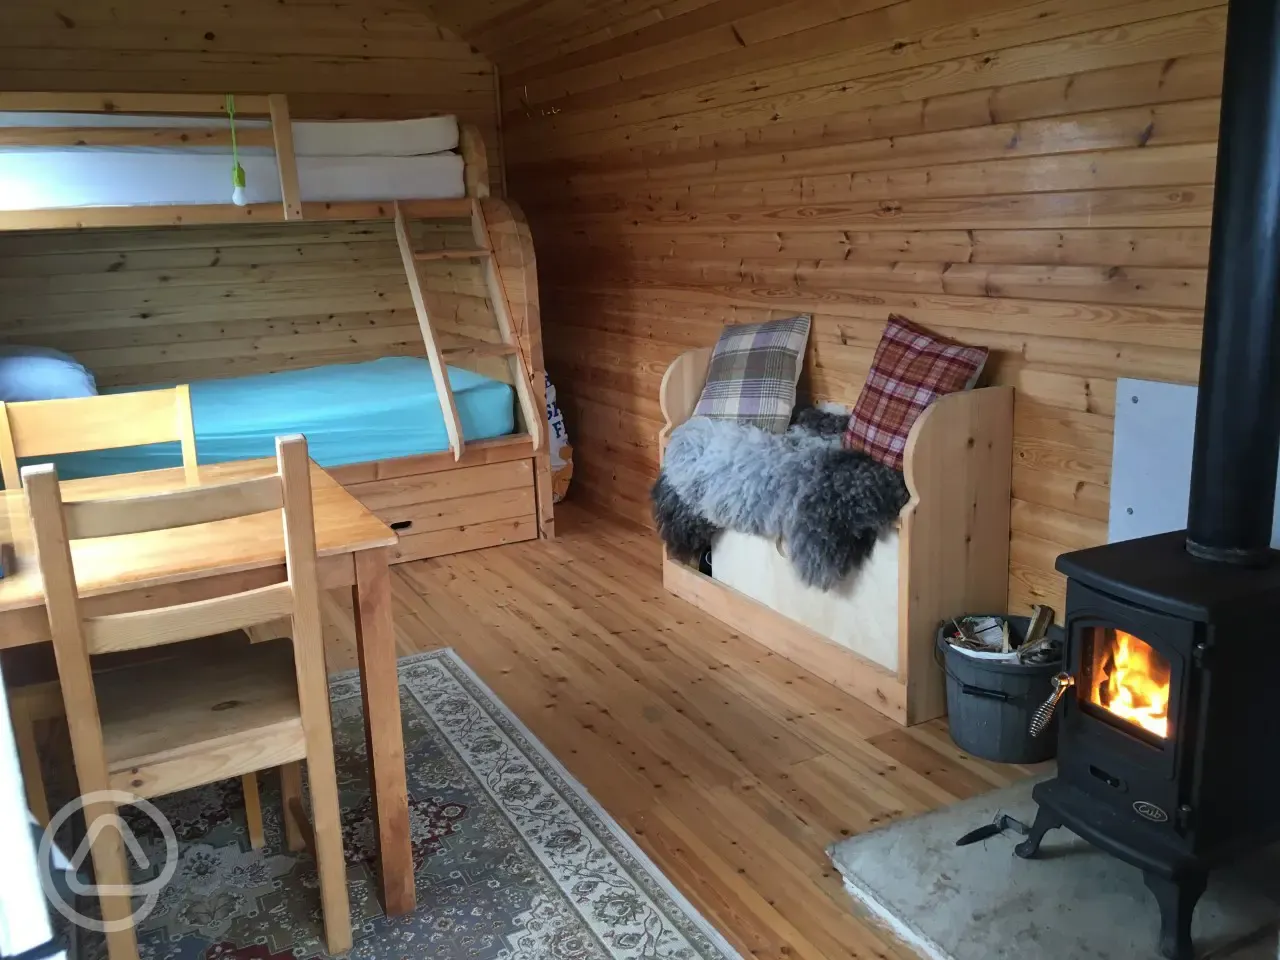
xmin=0 ymin=92 xmax=552 ymax=562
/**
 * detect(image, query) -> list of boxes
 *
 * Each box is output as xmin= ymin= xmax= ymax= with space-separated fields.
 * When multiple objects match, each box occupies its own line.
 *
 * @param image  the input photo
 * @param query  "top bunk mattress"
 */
xmin=0 ymin=113 xmax=466 ymax=208
xmin=45 ymin=356 xmax=516 ymax=480
xmin=0 ymin=113 xmax=461 ymax=155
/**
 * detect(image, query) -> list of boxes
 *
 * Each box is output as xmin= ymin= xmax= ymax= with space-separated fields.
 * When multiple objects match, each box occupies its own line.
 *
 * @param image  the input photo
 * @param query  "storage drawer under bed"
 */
xmin=342 ymin=458 xmax=538 ymax=563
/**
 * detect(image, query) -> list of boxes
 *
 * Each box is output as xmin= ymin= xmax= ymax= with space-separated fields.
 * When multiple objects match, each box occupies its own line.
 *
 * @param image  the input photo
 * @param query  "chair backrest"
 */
xmin=0 ymin=385 xmax=197 ymax=489
xmin=22 ymin=434 xmax=318 ymax=659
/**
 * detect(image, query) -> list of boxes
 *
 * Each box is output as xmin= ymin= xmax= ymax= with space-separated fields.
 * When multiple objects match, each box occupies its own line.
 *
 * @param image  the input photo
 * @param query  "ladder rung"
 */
xmin=414 ymin=248 xmax=492 ymax=261
xmin=440 ymin=336 xmax=518 ymax=359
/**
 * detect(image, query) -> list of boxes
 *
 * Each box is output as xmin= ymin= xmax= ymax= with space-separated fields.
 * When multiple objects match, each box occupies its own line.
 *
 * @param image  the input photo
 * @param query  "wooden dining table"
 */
xmin=0 ymin=457 xmax=417 ymax=917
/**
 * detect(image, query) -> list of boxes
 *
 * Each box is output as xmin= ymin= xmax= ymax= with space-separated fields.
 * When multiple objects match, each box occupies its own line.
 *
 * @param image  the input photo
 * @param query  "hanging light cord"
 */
xmin=225 ymin=93 xmax=247 ymax=204
xmin=226 ymin=94 xmax=239 ymax=168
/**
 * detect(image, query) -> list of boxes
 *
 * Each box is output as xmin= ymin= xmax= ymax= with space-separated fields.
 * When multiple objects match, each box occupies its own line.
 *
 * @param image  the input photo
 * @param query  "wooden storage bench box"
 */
xmin=658 ymin=347 xmax=1014 ymax=726
xmin=711 ymin=527 xmax=902 ymax=672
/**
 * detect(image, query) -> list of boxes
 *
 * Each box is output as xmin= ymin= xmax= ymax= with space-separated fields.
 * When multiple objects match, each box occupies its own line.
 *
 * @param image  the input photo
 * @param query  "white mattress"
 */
xmin=0 ymin=113 xmax=464 ymax=209
xmin=295 ymin=117 xmax=458 ymax=157
xmin=0 ymin=150 xmax=464 ymax=207
xmin=0 ymin=112 xmax=460 ymax=156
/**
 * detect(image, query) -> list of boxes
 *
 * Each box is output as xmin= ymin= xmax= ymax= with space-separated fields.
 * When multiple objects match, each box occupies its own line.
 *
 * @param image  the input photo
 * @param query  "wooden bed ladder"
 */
xmin=393 ymin=199 xmax=543 ymax=462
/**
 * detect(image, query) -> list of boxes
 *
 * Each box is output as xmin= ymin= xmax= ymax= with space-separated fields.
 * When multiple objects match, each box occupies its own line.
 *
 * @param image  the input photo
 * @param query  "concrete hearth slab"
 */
xmin=828 ymin=778 xmax=1280 ymax=960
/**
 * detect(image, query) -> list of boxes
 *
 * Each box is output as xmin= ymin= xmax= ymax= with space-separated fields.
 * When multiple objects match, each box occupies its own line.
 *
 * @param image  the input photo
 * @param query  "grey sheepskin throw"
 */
xmin=652 ymin=412 xmax=908 ymax=590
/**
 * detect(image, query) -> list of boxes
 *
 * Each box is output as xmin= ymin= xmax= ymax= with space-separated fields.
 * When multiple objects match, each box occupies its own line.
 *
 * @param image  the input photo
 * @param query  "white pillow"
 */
xmin=0 ymin=346 xmax=97 ymax=401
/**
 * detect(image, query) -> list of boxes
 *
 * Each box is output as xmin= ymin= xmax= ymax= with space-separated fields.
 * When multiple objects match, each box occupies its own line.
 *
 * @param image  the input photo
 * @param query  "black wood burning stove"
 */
xmin=1011 ymin=1 xmax=1280 ymax=957
xmin=1015 ymin=541 xmax=1280 ymax=958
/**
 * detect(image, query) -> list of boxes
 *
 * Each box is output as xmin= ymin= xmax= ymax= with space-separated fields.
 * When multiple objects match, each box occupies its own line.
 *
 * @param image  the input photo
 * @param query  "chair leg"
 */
xmin=303 ymin=750 xmax=353 ymax=956
xmin=9 ymin=681 xmax=65 ymax=827
xmin=279 ymin=762 xmax=306 ymax=853
xmin=83 ymin=795 xmax=142 ymax=960
xmin=279 ymin=436 xmax=352 ymax=955
xmin=241 ymin=773 xmax=265 ymax=850
xmin=11 ymin=707 xmax=51 ymax=827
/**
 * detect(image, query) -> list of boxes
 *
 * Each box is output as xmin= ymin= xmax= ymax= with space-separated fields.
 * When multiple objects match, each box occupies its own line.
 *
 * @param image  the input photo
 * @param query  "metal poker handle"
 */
xmin=1029 ymin=672 xmax=1075 ymax=737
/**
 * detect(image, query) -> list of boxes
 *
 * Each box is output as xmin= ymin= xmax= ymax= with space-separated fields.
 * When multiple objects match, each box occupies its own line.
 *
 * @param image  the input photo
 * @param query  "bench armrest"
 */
xmin=658 ymin=347 xmax=712 ymax=459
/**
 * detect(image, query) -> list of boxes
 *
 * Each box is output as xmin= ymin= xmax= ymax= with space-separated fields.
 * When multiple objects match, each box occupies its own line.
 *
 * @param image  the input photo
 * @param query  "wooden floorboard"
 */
xmin=327 ymin=502 xmax=1046 ymax=960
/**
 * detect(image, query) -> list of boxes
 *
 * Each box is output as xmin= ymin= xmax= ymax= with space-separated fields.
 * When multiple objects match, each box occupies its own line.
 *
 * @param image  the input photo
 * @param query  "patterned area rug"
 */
xmin=70 ymin=649 xmax=741 ymax=960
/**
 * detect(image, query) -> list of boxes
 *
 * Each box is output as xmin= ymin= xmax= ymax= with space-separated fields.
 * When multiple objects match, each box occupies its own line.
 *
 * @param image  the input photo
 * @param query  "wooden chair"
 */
xmin=23 ymin=435 xmax=351 ymax=960
xmin=0 ymin=387 xmax=264 ymax=843
xmin=0 ymin=385 xmax=197 ymax=489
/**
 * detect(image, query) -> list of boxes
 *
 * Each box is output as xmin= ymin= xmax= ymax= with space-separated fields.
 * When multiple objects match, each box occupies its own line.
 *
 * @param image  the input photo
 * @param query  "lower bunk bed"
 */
xmin=44 ymin=356 xmax=548 ymax=564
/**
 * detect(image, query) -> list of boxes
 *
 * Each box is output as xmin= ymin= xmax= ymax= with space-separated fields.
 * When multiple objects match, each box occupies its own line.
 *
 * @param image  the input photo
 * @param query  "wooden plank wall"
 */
xmin=0 ymin=220 xmax=501 ymax=389
xmin=497 ymin=0 xmax=1226 ymax=616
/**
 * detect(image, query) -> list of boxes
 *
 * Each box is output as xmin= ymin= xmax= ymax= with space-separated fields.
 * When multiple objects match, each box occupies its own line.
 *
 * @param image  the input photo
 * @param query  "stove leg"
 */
xmin=1013 ymin=805 xmax=1062 ymax=859
xmin=1143 ymin=870 xmax=1207 ymax=960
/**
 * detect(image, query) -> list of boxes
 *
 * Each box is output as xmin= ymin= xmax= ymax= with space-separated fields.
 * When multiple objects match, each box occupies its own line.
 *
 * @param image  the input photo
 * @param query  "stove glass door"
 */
xmin=1080 ymin=626 xmax=1172 ymax=742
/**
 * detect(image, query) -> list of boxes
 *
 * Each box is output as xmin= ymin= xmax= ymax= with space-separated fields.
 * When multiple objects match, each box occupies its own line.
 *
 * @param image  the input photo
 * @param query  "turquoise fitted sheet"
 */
xmin=44 ymin=357 xmax=516 ymax=480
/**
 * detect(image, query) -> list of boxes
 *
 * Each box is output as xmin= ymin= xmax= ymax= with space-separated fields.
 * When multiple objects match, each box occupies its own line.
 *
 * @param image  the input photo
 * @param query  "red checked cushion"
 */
xmin=844 ymin=315 xmax=988 ymax=470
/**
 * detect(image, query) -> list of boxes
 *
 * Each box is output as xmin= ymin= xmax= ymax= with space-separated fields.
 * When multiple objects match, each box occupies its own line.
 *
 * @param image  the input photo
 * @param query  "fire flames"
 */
xmin=1089 ymin=629 xmax=1171 ymax=739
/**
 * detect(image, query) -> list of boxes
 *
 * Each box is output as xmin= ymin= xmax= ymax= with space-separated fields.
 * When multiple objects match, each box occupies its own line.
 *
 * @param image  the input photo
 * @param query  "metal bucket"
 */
xmin=936 ymin=615 xmax=1063 ymax=764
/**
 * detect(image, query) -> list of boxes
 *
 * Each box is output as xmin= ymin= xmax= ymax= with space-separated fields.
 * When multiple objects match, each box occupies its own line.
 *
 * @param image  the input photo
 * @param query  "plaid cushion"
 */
xmin=844 ymin=315 xmax=988 ymax=469
xmin=693 ymin=315 xmax=811 ymax=433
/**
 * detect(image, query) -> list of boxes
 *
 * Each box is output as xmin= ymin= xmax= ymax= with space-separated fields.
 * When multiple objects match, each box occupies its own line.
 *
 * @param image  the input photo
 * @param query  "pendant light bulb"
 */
xmin=231 ymin=162 xmax=247 ymax=206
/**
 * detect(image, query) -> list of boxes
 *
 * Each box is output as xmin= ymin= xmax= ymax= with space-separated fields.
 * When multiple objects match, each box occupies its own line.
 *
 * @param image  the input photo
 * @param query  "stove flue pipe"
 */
xmin=1186 ymin=0 xmax=1280 ymax=565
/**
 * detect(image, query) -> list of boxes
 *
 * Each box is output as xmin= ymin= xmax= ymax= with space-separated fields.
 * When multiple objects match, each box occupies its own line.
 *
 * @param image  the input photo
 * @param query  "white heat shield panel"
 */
xmin=1109 ymin=377 xmax=1280 ymax=546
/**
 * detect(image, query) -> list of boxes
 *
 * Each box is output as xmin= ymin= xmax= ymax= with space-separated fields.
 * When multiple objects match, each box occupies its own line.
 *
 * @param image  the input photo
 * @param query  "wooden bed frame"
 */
xmin=658 ymin=347 xmax=1013 ymax=726
xmin=0 ymin=91 xmax=554 ymax=559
